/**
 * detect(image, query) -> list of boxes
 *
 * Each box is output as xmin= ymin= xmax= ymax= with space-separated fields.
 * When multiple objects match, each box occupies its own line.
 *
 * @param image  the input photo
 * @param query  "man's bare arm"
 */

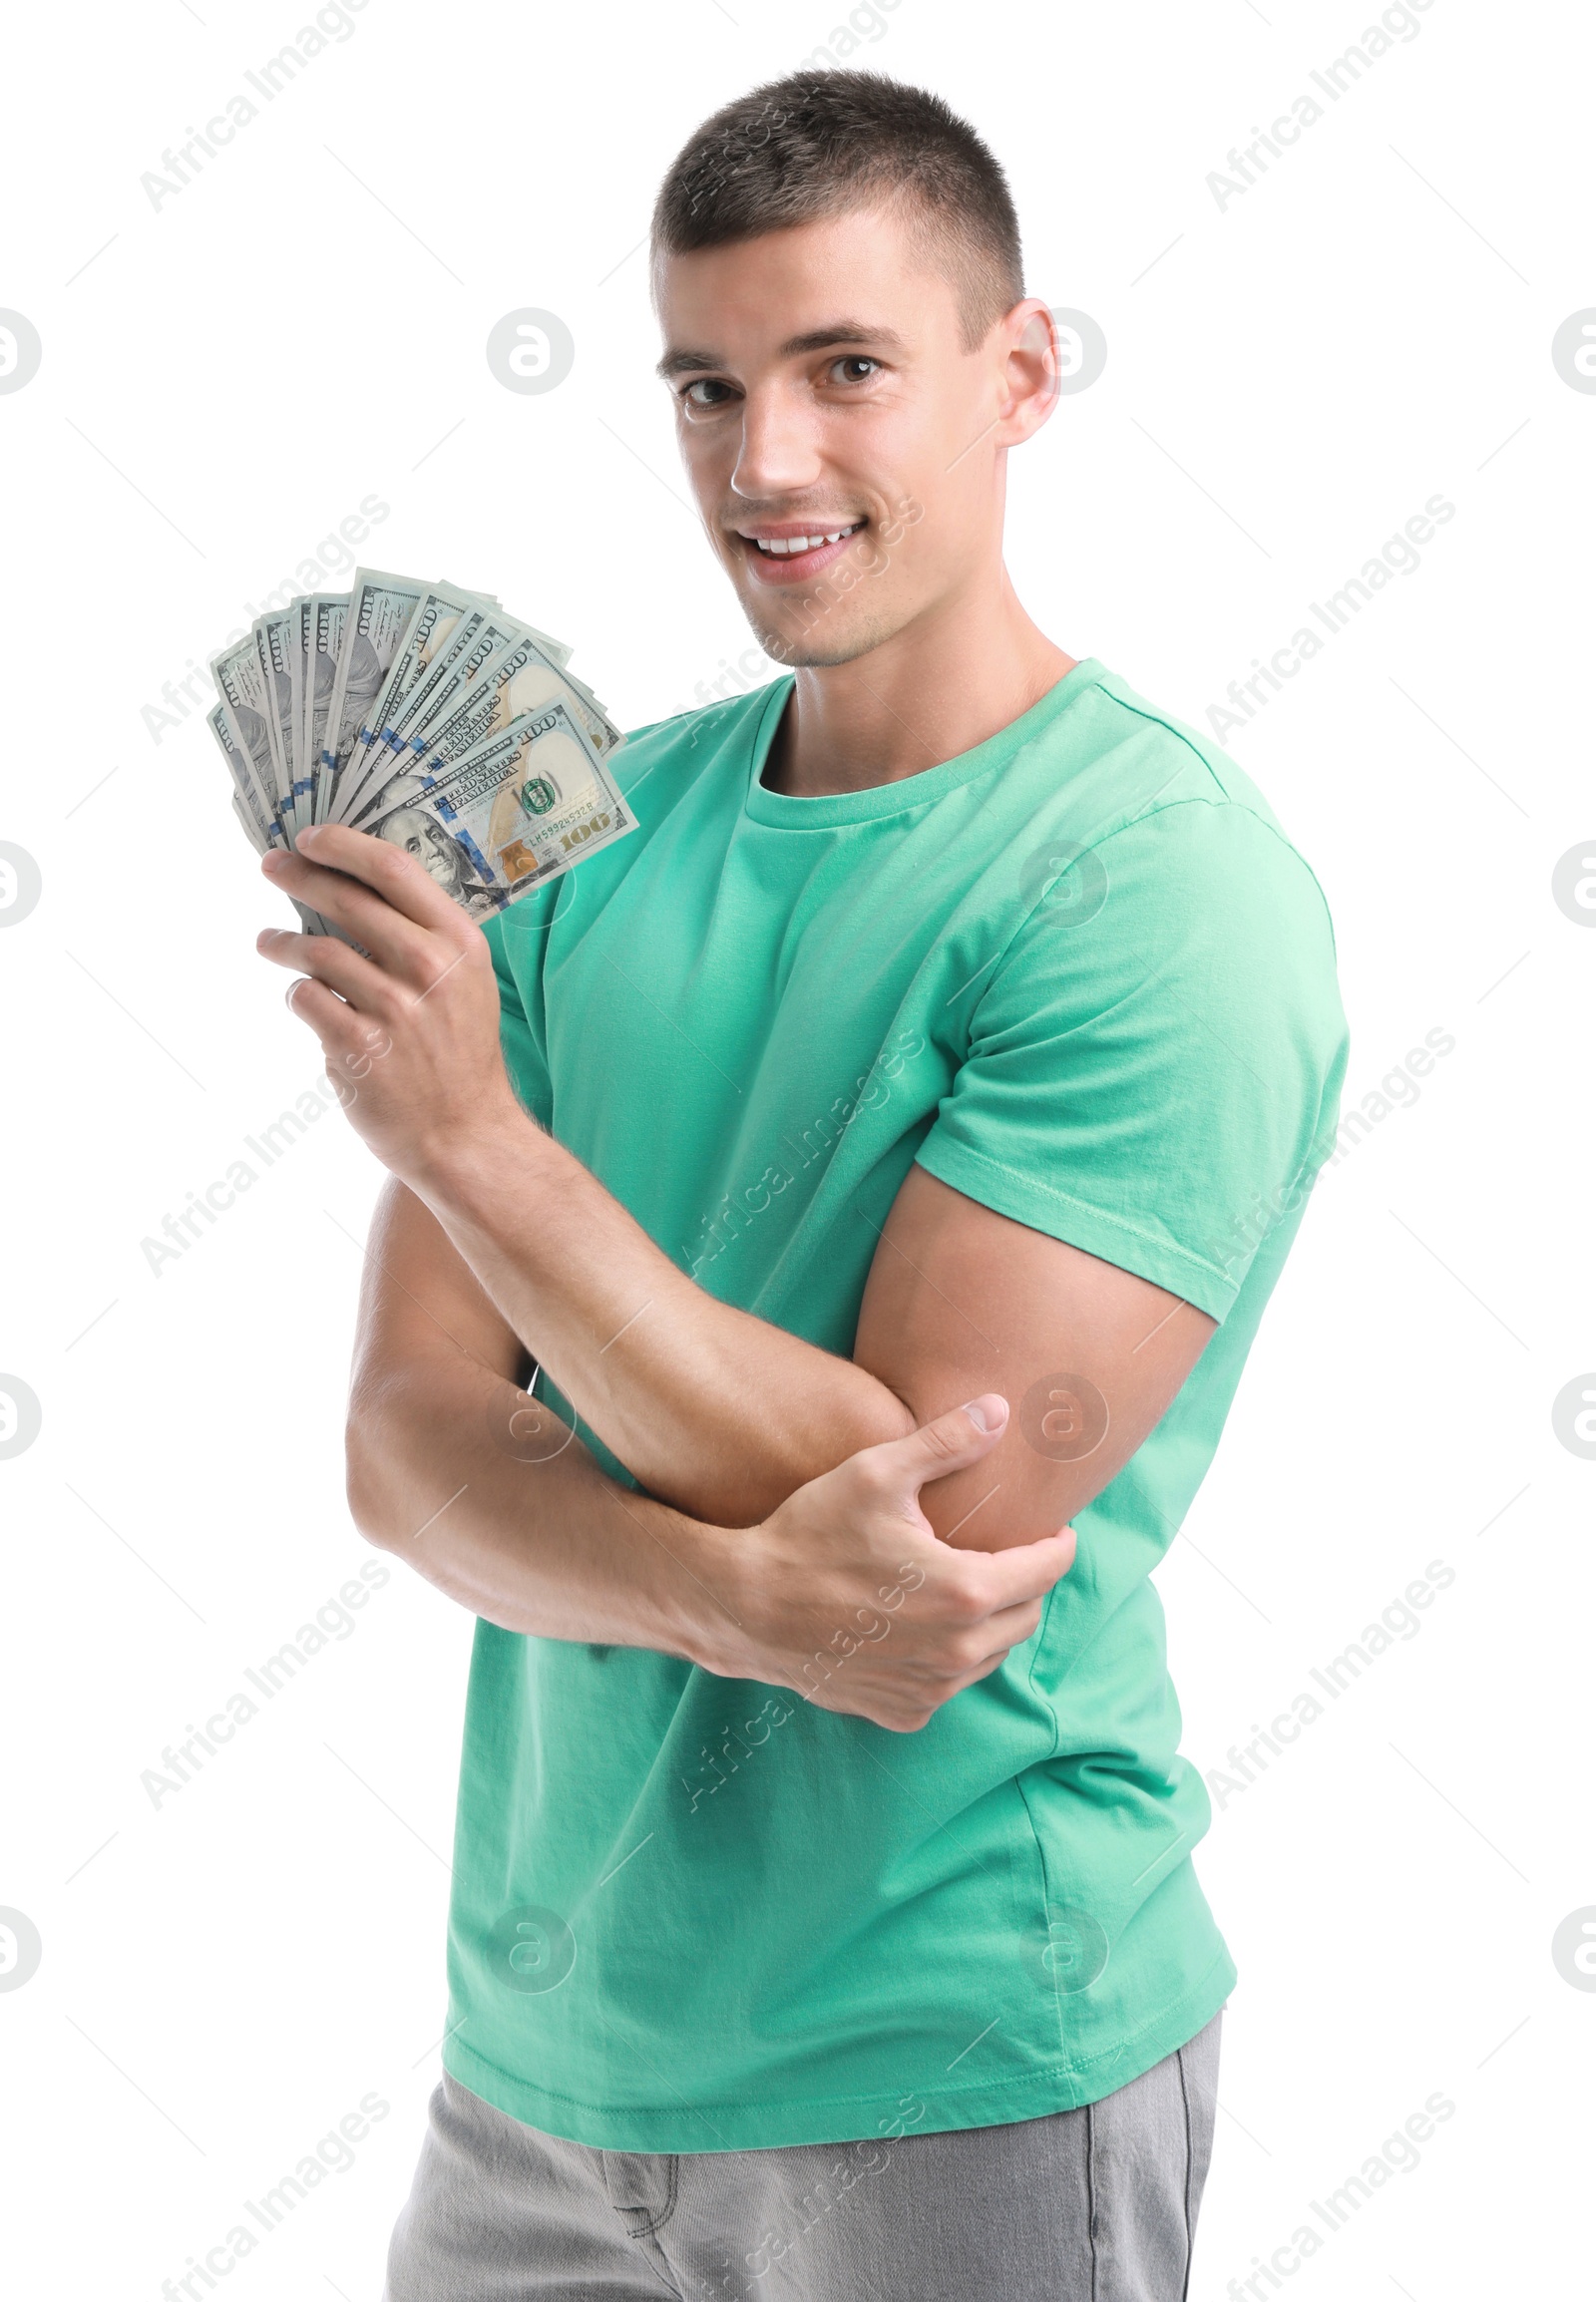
xmin=374 ymin=1120 xmax=1211 ymax=1553
xmin=264 ymin=826 xmax=1213 ymax=1549
xmin=342 ymin=1180 xmax=718 ymax=1649
xmin=344 ymin=1184 xmax=1075 ymax=1732
xmin=406 ymin=1125 xmax=918 ymax=1529
xmin=852 ymin=1164 xmax=1217 ymax=1549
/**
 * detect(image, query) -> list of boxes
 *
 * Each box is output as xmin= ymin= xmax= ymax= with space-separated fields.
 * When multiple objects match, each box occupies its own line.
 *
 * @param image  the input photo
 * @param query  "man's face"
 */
xmin=655 ymin=205 xmax=1049 ymax=668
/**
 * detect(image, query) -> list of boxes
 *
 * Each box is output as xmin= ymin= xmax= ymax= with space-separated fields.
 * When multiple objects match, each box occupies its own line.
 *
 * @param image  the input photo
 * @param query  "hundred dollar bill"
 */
xmin=348 ymin=636 xmax=604 ymax=829
xmin=224 ymin=818 xmax=319 ymax=955
xmin=230 ymin=790 xmax=263 ymax=853
xmin=357 ymin=609 xmax=511 ymax=785
xmin=344 ymin=597 xmax=588 ymax=805
xmin=448 ymin=590 xmax=572 ymax=668
xmin=352 ymin=628 xmax=622 ymax=822
xmin=338 ymin=607 xmax=516 ymax=821
xmin=210 ymin=635 xmax=284 ymax=838
xmin=382 ymin=589 xmax=527 ymax=741
xmin=303 ymin=592 xmax=348 ymax=822
xmin=339 ymin=588 xmax=501 ymax=812
xmin=295 ymin=596 xmax=314 ymax=816
xmin=366 ymin=703 xmax=636 ymax=923
xmin=229 ymin=800 xmax=331 ymax=954
xmin=250 ymin=616 xmax=293 ymax=826
xmin=563 ymin=667 xmax=612 ymax=716
xmin=209 ymin=704 xmax=281 ymax=852
xmin=315 ymin=569 xmax=429 ymax=820
xmin=257 ymin=609 xmax=307 ymax=837
xmin=470 ymin=628 xmax=621 ymax=757
xmin=218 ymin=712 xmax=344 ymax=948
xmin=346 ymin=579 xmax=481 ymax=788
xmin=208 ymin=708 xmax=341 ymax=941
xmin=509 ymin=616 xmax=571 ymax=668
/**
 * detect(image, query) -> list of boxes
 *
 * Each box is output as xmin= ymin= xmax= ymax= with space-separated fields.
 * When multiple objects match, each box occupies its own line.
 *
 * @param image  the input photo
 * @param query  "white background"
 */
xmin=1 ymin=0 xmax=1590 ymax=2294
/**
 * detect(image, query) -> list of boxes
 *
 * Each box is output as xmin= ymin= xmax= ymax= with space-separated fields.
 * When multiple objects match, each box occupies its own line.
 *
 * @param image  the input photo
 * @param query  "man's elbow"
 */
xmin=344 ymin=1389 xmax=403 ymax=1552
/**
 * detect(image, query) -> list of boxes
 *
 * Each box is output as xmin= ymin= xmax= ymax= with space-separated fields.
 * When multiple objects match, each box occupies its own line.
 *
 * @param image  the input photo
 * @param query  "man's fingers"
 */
xmin=825 ymin=1655 xmax=1010 ymax=1733
xmin=298 ymin=822 xmax=463 ymax=934
xmin=257 ymin=926 xmax=392 ymax=1012
xmin=262 ymin=848 xmax=439 ymax=975
xmin=858 ymin=1394 xmax=1010 ymax=1500
xmin=281 ymin=972 xmax=360 ymax=1047
xmin=967 ymin=1592 xmax=1051 ymax=1661
xmin=974 ymin=1524 xmax=1077 ymax=1611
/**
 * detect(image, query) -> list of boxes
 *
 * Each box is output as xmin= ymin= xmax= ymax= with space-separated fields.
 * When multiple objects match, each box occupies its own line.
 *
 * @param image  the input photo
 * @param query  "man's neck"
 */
xmin=760 ymin=563 xmax=1076 ymax=799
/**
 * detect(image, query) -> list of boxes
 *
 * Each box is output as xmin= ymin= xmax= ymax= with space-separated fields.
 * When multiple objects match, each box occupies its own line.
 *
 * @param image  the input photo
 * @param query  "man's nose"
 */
xmin=729 ymin=384 xmax=824 ymax=501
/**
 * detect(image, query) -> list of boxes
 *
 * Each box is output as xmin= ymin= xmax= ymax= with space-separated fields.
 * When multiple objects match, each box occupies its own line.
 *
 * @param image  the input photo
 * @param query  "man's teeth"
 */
xmin=752 ymin=526 xmax=859 ymax=556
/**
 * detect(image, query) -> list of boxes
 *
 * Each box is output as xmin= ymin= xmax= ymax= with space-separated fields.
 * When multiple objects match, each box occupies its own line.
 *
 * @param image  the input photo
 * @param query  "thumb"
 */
xmin=869 ymin=1394 xmax=1009 ymax=1500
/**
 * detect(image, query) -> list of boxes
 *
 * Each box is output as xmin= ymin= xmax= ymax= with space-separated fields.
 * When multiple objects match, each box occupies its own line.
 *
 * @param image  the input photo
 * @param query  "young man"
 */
xmin=258 ymin=73 xmax=1346 ymax=2302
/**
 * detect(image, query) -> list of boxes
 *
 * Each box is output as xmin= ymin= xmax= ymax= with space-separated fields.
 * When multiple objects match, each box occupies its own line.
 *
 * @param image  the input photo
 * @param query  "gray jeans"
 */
xmin=384 ymin=2012 xmax=1221 ymax=2301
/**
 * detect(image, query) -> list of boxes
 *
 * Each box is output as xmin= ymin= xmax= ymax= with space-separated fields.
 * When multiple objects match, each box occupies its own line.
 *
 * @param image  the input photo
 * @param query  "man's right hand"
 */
xmin=696 ymin=1395 xmax=1076 ymax=1732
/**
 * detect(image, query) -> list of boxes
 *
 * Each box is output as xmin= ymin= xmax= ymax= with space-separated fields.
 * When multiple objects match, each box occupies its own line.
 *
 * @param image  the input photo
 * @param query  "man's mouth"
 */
xmin=733 ymin=521 xmax=866 ymax=584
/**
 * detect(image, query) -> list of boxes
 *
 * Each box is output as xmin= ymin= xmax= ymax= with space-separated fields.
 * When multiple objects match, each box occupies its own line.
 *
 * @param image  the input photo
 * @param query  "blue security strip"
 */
xmin=455 ymin=828 xmax=495 ymax=883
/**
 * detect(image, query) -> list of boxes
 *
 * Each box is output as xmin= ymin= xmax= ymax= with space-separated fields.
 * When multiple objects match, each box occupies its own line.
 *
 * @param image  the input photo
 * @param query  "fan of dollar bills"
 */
xmin=208 ymin=569 xmax=634 ymax=931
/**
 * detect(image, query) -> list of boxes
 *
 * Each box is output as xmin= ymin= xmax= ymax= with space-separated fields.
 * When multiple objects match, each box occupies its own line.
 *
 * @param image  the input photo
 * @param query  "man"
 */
xmin=257 ymin=71 xmax=1347 ymax=2302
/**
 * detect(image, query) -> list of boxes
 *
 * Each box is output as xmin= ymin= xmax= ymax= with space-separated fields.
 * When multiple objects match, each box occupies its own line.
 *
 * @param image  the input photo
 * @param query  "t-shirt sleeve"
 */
xmin=915 ymin=798 xmax=1348 ymax=1321
xmin=481 ymin=893 xmax=558 ymax=1134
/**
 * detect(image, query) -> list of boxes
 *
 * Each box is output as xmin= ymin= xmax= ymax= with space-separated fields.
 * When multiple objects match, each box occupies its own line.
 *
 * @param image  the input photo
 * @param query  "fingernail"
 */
xmin=962 ymin=1395 xmax=1006 ymax=1432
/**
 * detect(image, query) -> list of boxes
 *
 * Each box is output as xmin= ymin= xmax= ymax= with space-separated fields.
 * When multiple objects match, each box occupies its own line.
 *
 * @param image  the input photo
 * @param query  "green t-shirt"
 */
xmin=442 ymin=658 xmax=1347 ymax=2151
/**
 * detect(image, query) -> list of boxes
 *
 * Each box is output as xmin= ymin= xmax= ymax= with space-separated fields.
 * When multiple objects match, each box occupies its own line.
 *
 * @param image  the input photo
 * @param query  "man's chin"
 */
xmin=743 ymin=597 xmax=900 ymax=671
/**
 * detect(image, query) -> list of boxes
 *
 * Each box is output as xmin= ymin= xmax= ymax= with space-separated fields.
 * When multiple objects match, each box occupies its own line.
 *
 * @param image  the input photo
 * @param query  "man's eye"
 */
xmin=682 ymin=378 xmax=735 ymax=410
xmin=830 ymin=356 xmax=880 ymax=384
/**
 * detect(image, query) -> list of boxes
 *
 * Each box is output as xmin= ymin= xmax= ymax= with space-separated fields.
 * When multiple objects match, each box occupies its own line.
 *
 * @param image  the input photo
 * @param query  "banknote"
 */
xmin=257 ymin=610 xmax=306 ymax=837
xmin=295 ymin=597 xmax=314 ymax=818
xmin=350 ymin=629 xmax=622 ymax=829
xmin=338 ymin=593 xmax=504 ymax=816
xmin=210 ymin=570 xmax=628 ymax=928
xmin=359 ymin=613 xmax=510 ymax=787
xmin=210 ymin=635 xmax=284 ymax=836
xmin=209 ymin=703 xmax=280 ymax=852
xmin=230 ymin=790 xmax=262 ymax=853
xmin=304 ymin=593 xmax=347 ymax=819
xmin=315 ymin=569 xmax=429 ymax=820
xmin=347 ymin=601 xmax=591 ymax=793
xmin=345 ymin=579 xmax=481 ymax=792
xmin=381 ymin=592 xmax=512 ymax=745
xmin=364 ymin=703 xmax=636 ymax=923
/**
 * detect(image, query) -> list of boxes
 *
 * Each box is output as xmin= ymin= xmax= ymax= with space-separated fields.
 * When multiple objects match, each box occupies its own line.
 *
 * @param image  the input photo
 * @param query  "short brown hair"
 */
xmin=651 ymin=72 xmax=1024 ymax=350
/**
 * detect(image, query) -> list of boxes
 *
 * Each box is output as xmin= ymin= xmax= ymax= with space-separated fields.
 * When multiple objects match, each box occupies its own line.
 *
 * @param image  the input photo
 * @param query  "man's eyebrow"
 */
xmin=778 ymin=322 xmax=909 ymax=357
xmin=656 ymin=346 xmax=721 ymax=379
xmin=655 ymin=322 xmax=909 ymax=379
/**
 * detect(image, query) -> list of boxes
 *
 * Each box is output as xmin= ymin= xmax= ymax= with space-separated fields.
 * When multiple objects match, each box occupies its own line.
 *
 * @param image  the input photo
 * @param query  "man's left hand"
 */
xmin=256 ymin=823 xmax=520 ymax=1189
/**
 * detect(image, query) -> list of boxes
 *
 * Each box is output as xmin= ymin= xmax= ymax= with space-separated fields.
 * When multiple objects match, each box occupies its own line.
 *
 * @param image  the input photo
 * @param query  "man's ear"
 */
xmin=994 ymin=297 xmax=1063 ymax=447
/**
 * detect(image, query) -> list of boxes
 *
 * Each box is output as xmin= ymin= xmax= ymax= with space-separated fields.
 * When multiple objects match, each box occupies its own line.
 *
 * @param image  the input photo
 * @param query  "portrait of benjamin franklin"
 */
xmin=373 ymin=803 xmax=497 ymax=925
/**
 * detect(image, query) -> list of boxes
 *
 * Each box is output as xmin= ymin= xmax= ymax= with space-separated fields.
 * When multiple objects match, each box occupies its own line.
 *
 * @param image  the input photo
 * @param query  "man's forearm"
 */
xmin=346 ymin=1340 xmax=741 ymax=1654
xmin=346 ymin=1328 xmax=1075 ymax=1735
xmin=409 ymin=1101 xmax=916 ymax=1526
